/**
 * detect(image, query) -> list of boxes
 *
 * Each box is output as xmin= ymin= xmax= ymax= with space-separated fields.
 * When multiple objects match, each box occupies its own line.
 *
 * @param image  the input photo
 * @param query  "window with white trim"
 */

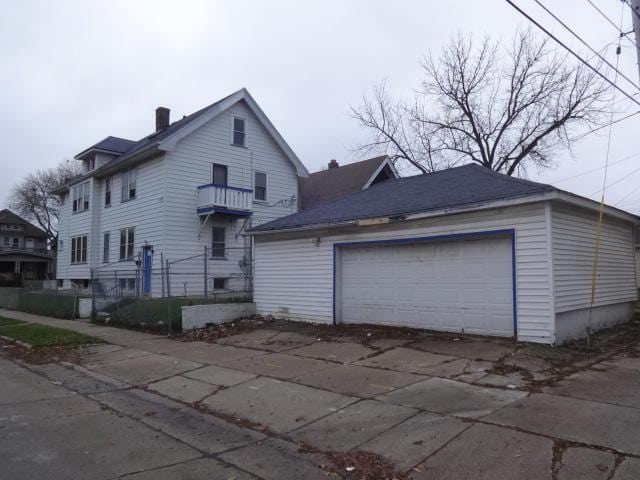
xmin=71 ymin=235 xmax=88 ymax=264
xmin=72 ymin=182 xmax=90 ymax=212
xmin=232 ymin=116 xmax=246 ymax=146
xmin=119 ymin=227 xmax=135 ymax=260
xmin=105 ymin=177 xmax=112 ymax=206
xmin=211 ymin=226 xmax=226 ymax=258
xmin=103 ymin=232 xmax=110 ymax=263
xmin=212 ymin=163 xmax=228 ymax=186
xmin=121 ymin=168 xmax=137 ymax=201
xmin=254 ymin=172 xmax=267 ymax=201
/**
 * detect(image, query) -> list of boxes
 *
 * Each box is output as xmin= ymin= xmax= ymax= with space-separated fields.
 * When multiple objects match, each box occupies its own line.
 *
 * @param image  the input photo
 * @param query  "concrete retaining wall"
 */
xmin=555 ymin=301 xmax=635 ymax=344
xmin=181 ymin=303 xmax=256 ymax=330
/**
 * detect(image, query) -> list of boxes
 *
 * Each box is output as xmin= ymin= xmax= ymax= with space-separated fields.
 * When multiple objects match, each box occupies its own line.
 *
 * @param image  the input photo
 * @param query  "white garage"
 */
xmin=338 ymin=234 xmax=514 ymax=337
xmin=250 ymin=165 xmax=638 ymax=344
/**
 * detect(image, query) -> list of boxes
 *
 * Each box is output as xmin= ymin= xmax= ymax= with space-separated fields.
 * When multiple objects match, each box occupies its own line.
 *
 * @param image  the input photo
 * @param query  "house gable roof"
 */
xmin=55 ymin=88 xmax=308 ymax=193
xmin=300 ymin=155 xmax=396 ymax=209
xmin=75 ymin=136 xmax=137 ymax=160
xmin=251 ymin=164 xmax=557 ymax=232
xmin=0 ymin=209 xmax=48 ymax=237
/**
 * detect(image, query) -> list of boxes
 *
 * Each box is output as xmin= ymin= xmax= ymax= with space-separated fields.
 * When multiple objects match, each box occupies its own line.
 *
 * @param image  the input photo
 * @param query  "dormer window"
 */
xmin=85 ymin=158 xmax=96 ymax=172
xmin=232 ymin=116 xmax=246 ymax=146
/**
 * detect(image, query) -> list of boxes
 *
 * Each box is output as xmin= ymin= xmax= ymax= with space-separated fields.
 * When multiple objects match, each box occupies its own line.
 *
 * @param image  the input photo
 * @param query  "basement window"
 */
xmin=213 ymin=277 xmax=227 ymax=290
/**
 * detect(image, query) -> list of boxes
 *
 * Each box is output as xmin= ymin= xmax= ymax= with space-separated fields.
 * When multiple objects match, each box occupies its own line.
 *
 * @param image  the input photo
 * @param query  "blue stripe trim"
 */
xmin=197 ymin=207 xmax=252 ymax=216
xmin=332 ymin=228 xmax=518 ymax=339
xmin=197 ymin=183 xmax=253 ymax=193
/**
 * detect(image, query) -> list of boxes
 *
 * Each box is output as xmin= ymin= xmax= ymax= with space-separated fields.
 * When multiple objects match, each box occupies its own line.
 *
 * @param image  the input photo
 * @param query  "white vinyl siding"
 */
xmin=254 ymin=203 xmax=554 ymax=343
xmin=551 ymin=203 xmax=637 ymax=312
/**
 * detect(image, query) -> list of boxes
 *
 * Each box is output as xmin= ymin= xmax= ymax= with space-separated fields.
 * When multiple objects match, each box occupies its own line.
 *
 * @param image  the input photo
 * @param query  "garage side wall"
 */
xmin=551 ymin=203 xmax=637 ymax=341
xmin=254 ymin=203 xmax=555 ymax=343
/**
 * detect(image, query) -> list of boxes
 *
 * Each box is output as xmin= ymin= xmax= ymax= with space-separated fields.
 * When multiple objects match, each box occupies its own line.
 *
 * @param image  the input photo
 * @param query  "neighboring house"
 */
xmin=0 ymin=209 xmax=52 ymax=284
xmin=249 ymin=164 xmax=639 ymax=345
xmin=52 ymin=88 xmax=308 ymax=296
xmin=299 ymin=156 xmax=398 ymax=209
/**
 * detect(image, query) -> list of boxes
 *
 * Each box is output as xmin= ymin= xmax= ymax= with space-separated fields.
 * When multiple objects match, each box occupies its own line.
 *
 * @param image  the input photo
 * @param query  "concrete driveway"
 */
xmin=2 ymin=309 xmax=640 ymax=479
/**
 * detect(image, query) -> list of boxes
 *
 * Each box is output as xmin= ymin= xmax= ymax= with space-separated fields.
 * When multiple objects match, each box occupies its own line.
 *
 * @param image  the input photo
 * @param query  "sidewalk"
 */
xmin=2 ymin=308 xmax=640 ymax=479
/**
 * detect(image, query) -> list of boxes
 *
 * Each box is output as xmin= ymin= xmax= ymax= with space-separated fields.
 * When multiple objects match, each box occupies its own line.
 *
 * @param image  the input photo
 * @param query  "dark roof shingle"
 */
xmin=252 ymin=164 xmax=555 ymax=232
xmin=0 ymin=209 xmax=48 ymax=237
xmin=299 ymin=156 xmax=389 ymax=209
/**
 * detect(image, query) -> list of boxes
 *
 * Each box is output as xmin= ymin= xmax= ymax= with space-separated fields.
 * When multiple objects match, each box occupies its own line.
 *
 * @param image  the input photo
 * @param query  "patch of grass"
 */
xmin=0 ymin=323 xmax=100 ymax=347
xmin=0 ymin=316 xmax=26 ymax=327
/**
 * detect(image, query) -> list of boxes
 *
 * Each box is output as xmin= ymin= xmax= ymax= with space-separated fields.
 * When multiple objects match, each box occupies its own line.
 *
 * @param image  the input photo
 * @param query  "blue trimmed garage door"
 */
xmin=339 ymin=236 xmax=514 ymax=336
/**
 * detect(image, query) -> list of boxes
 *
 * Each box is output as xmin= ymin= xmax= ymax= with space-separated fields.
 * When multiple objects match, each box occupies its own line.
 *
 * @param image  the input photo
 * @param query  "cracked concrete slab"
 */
xmin=414 ymin=423 xmax=553 ymax=479
xmin=354 ymin=347 xmax=457 ymax=374
xmin=219 ymin=437 xmax=329 ymax=480
xmin=0 ymin=395 xmax=103 ymax=423
xmin=85 ymin=353 xmax=203 ymax=385
xmin=558 ymin=447 xmax=614 ymax=480
xmin=613 ymin=457 xmax=640 ymax=479
xmin=91 ymin=388 xmax=264 ymax=454
xmin=288 ymin=340 xmax=376 ymax=363
xmin=546 ymin=365 xmax=640 ymax=409
xmin=359 ymin=412 xmax=469 ymax=472
xmin=221 ymin=352 xmax=338 ymax=380
xmin=183 ymin=364 xmax=256 ymax=387
xmin=485 ymin=393 xmax=640 ymax=455
xmin=200 ymin=377 xmax=357 ymax=433
xmin=293 ymin=364 xmax=424 ymax=397
xmin=419 ymin=358 xmax=492 ymax=379
xmin=0 ymin=362 xmax=73 ymax=404
xmin=120 ymin=457 xmax=258 ymax=479
xmin=215 ymin=329 xmax=280 ymax=349
xmin=29 ymin=363 xmax=130 ymax=394
xmin=378 ymin=377 xmax=526 ymax=418
xmin=291 ymin=399 xmax=417 ymax=450
xmin=79 ymin=346 xmax=154 ymax=365
xmin=408 ymin=338 xmax=514 ymax=361
xmin=147 ymin=375 xmax=219 ymax=404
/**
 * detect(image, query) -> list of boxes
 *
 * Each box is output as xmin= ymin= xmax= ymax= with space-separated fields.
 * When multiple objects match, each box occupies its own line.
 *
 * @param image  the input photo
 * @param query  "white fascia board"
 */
xmin=362 ymin=156 xmax=399 ymax=190
xmin=158 ymin=88 xmax=309 ymax=177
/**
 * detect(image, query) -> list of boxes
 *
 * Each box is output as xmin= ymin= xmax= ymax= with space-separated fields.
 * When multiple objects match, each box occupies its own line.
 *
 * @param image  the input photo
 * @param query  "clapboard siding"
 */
xmin=551 ymin=203 xmax=637 ymax=312
xmin=255 ymin=203 xmax=555 ymax=343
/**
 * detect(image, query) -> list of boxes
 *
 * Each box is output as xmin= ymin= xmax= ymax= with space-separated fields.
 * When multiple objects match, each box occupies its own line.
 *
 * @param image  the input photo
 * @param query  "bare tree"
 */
xmin=9 ymin=159 xmax=83 ymax=249
xmin=352 ymin=29 xmax=610 ymax=176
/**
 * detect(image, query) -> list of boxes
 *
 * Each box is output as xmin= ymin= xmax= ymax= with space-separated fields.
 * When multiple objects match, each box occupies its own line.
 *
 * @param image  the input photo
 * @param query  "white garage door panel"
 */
xmin=339 ymin=236 xmax=514 ymax=336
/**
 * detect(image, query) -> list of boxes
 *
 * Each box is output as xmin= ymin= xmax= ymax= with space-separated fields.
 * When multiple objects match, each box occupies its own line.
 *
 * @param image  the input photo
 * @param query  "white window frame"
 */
xmin=210 ymin=225 xmax=226 ymax=259
xmin=119 ymin=227 xmax=135 ymax=261
xmin=70 ymin=235 xmax=88 ymax=264
xmin=254 ymin=171 xmax=268 ymax=202
xmin=105 ymin=177 xmax=112 ymax=207
xmin=121 ymin=168 xmax=137 ymax=202
xmin=72 ymin=182 xmax=90 ymax=213
xmin=103 ymin=232 xmax=110 ymax=263
xmin=231 ymin=115 xmax=247 ymax=147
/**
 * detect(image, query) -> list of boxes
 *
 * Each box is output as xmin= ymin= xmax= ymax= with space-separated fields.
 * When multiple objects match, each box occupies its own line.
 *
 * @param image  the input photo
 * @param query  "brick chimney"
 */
xmin=328 ymin=159 xmax=339 ymax=169
xmin=155 ymin=107 xmax=170 ymax=132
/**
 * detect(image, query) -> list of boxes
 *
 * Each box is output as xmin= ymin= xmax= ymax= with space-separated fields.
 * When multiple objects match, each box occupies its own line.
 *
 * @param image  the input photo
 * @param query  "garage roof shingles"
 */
xmin=252 ymin=164 xmax=554 ymax=232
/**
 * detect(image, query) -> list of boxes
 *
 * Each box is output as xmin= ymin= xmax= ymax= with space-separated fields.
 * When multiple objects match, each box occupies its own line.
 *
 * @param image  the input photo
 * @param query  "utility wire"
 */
xmin=550 ymin=150 xmax=640 ymax=184
xmin=535 ymin=0 xmax=640 ymax=92
xmin=586 ymin=0 xmax=639 ymax=49
xmin=568 ymin=109 xmax=640 ymax=142
xmin=505 ymin=0 xmax=640 ymax=108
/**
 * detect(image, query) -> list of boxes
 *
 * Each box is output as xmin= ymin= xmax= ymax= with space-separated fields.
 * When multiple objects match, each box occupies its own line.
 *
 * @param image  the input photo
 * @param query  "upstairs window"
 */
xmin=254 ymin=172 xmax=267 ymax=201
xmin=72 ymin=182 xmax=90 ymax=213
xmin=211 ymin=226 xmax=226 ymax=258
xmin=71 ymin=235 xmax=87 ymax=264
xmin=121 ymin=168 xmax=137 ymax=202
xmin=105 ymin=177 xmax=112 ymax=206
xmin=119 ymin=227 xmax=135 ymax=260
xmin=232 ymin=116 xmax=246 ymax=146
xmin=103 ymin=232 xmax=110 ymax=263
xmin=212 ymin=163 xmax=228 ymax=186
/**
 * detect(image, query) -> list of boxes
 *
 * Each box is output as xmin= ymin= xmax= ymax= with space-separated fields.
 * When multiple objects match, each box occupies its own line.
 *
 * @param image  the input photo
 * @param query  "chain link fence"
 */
xmin=90 ymin=245 xmax=252 ymax=333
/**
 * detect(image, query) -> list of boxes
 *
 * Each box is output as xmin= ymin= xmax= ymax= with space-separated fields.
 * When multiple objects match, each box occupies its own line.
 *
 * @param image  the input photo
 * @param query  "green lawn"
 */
xmin=0 ymin=322 xmax=100 ymax=347
xmin=0 ymin=316 xmax=26 ymax=327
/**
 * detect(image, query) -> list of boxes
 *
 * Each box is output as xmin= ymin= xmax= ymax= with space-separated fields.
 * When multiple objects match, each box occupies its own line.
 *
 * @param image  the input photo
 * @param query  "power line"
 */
xmin=568 ymin=109 xmax=640 ymax=142
xmin=550 ymin=150 xmax=640 ymax=184
xmin=535 ymin=0 xmax=640 ymax=92
xmin=586 ymin=0 xmax=638 ymax=49
xmin=505 ymin=0 xmax=640 ymax=108
xmin=588 ymin=164 xmax=640 ymax=197
xmin=614 ymin=182 xmax=640 ymax=205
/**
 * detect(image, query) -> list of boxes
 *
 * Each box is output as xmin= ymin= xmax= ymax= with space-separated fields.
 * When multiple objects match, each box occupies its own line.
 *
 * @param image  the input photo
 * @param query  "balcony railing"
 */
xmin=197 ymin=184 xmax=253 ymax=216
xmin=0 ymin=246 xmax=52 ymax=257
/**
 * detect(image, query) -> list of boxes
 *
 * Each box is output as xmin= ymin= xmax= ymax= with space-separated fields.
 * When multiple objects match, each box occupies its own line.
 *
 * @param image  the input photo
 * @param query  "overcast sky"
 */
xmin=1 ymin=0 xmax=639 ymax=213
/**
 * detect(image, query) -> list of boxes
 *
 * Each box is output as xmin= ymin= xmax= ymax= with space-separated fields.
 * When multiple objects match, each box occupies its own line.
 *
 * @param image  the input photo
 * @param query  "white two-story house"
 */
xmin=52 ymin=88 xmax=308 ymax=297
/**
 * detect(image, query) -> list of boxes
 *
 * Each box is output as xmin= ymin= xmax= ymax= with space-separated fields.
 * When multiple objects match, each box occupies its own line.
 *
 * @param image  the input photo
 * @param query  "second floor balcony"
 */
xmin=0 ymin=246 xmax=53 ymax=257
xmin=197 ymin=184 xmax=253 ymax=217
